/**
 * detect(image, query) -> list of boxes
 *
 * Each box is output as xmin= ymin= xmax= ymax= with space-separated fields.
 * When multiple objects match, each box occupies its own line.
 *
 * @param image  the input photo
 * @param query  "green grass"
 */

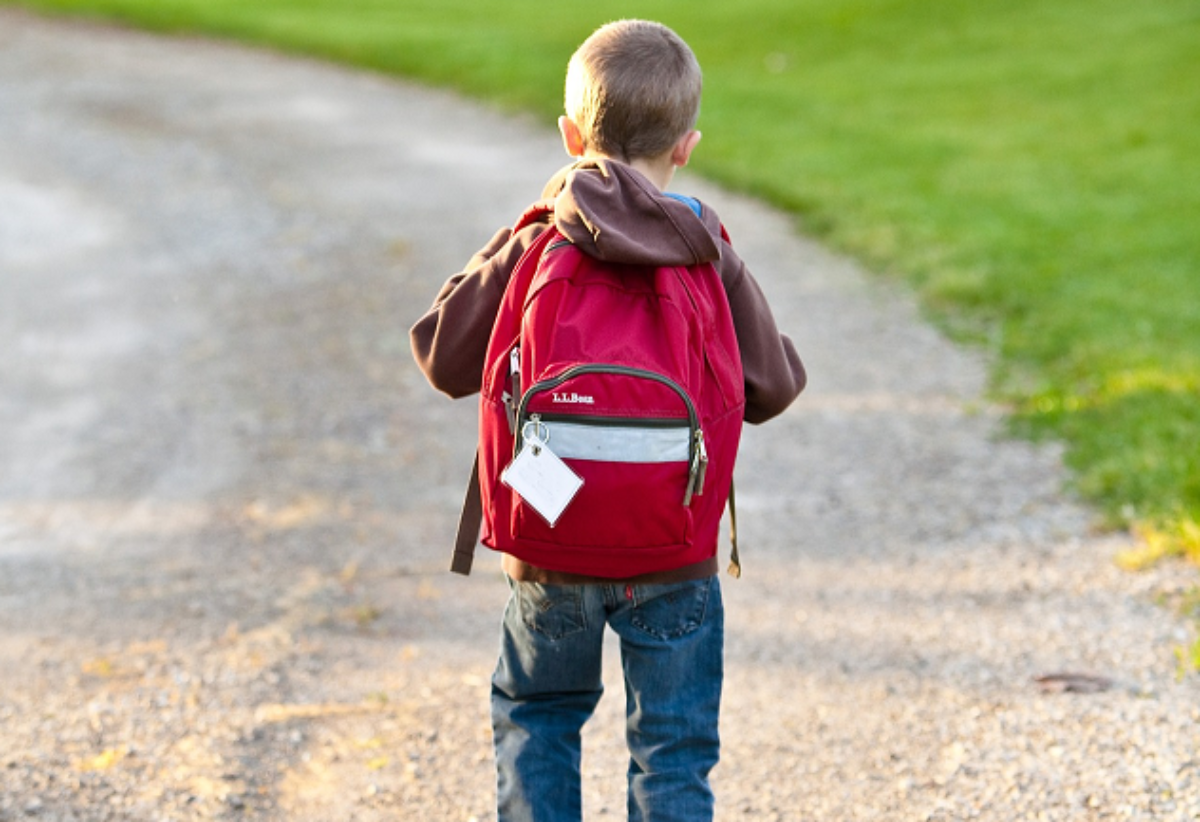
xmin=9 ymin=0 xmax=1200 ymax=557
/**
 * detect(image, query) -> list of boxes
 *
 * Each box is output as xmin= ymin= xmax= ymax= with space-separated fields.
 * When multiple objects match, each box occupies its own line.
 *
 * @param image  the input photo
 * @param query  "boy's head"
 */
xmin=563 ymin=20 xmax=702 ymax=164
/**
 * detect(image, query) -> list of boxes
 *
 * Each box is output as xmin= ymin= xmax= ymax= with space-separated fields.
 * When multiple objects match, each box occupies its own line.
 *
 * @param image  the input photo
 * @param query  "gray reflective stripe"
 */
xmin=542 ymin=420 xmax=689 ymax=463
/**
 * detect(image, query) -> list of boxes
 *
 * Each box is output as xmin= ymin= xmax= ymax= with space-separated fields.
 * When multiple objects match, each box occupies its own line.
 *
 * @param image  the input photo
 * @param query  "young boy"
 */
xmin=410 ymin=19 xmax=805 ymax=822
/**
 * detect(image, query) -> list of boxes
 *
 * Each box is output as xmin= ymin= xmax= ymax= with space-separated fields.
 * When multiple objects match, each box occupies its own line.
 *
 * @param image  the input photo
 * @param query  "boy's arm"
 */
xmin=409 ymin=223 xmax=545 ymax=399
xmin=718 ymin=244 xmax=807 ymax=424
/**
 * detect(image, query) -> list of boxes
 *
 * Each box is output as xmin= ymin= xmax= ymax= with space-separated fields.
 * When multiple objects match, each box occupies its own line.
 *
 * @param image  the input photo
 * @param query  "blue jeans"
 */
xmin=491 ymin=575 xmax=724 ymax=822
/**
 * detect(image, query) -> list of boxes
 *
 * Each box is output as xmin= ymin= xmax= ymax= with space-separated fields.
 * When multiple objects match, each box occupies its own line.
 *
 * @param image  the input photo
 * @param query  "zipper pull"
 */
xmin=510 ymin=347 xmax=522 ymax=406
xmin=525 ymin=413 xmax=545 ymax=455
xmin=683 ymin=430 xmax=708 ymax=506
xmin=505 ymin=347 xmax=521 ymax=433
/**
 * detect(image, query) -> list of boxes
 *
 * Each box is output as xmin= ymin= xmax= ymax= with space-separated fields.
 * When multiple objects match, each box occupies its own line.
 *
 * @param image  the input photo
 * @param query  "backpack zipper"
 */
xmin=531 ymin=413 xmax=688 ymax=429
xmin=515 ymin=364 xmax=707 ymax=505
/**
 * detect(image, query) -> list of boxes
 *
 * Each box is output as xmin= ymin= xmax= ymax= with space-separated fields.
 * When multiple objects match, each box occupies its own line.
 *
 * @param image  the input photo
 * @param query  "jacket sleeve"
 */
xmin=718 ymin=243 xmax=807 ymax=424
xmin=409 ymin=223 xmax=545 ymax=399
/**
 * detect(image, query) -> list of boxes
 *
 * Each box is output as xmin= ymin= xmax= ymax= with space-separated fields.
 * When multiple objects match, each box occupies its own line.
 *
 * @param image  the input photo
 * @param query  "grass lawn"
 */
xmin=8 ymin=0 xmax=1200 ymax=563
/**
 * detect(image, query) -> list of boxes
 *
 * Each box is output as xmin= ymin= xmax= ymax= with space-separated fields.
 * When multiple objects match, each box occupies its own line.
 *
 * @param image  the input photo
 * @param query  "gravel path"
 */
xmin=1 ymin=10 xmax=1197 ymax=821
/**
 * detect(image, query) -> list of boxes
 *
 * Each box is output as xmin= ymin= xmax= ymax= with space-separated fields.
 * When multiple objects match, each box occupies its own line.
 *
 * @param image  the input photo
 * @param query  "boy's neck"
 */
xmin=586 ymin=152 xmax=676 ymax=191
xmin=629 ymin=156 xmax=677 ymax=191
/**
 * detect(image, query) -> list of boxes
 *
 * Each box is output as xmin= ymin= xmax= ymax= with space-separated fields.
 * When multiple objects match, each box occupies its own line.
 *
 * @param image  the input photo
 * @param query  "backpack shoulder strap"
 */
xmin=513 ymin=201 xmax=556 ymax=233
xmin=450 ymin=211 xmax=558 ymax=576
xmin=727 ymin=479 xmax=741 ymax=578
xmin=451 ymin=454 xmax=482 ymax=575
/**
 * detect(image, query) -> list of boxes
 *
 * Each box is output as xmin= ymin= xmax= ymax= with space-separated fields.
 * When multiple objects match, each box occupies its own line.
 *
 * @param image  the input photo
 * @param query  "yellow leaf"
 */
xmin=81 ymin=658 xmax=116 ymax=678
xmin=77 ymin=747 xmax=126 ymax=772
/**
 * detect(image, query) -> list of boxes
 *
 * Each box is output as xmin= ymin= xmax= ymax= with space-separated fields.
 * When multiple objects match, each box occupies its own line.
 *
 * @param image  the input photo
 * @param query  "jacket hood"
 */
xmin=540 ymin=160 xmax=723 ymax=267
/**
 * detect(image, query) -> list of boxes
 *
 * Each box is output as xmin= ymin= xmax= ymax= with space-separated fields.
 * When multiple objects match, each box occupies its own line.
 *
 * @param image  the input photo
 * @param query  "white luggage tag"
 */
xmin=501 ymin=419 xmax=584 ymax=527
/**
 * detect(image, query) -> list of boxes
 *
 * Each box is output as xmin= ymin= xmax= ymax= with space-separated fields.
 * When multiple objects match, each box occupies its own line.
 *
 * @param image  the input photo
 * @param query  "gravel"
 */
xmin=1 ymin=9 xmax=1197 ymax=820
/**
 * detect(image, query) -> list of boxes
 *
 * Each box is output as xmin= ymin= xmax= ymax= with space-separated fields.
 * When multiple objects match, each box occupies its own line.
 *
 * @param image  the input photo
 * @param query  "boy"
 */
xmin=410 ymin=19 xmax=805 ymax=822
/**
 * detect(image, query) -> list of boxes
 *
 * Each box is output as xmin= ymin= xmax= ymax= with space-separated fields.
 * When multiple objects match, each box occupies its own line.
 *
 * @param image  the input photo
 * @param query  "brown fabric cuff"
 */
xmin=500 ymin=554 xmax=719 ymax=586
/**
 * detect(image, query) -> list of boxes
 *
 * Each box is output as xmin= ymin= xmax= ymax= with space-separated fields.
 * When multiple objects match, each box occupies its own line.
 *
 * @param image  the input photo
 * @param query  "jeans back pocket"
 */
xmin=629 ymin=577 xmax=715 ymax=640
xmin=516 ymin=582 xmax=587 ymax=641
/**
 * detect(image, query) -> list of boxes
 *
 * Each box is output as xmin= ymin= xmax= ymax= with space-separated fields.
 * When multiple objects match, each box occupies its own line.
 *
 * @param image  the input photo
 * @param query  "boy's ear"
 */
xmin=559 ymin=116 xmax=587 ymax=158
xmin=671 ymin=130 xmax=702 ymax=168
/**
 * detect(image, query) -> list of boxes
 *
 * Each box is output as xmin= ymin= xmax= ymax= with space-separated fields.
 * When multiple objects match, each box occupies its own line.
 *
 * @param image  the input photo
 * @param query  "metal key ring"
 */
xmin=522 ymin=420 xmax=550 ymax=454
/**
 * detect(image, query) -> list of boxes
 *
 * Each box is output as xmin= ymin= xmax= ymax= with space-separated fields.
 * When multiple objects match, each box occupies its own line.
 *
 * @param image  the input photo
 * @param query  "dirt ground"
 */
xmin=1 ymin=9 xmax=1197 ymax=821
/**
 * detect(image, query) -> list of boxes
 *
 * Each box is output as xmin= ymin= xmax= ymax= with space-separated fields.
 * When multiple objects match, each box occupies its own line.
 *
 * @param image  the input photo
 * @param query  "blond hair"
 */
xmin=565 ymin=20 xmax=702 ymax=161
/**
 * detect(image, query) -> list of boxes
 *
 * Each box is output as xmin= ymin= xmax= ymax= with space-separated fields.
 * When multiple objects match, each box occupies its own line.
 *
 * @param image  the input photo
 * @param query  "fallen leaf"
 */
xmin=77 ymin=747 xmax=127 ymax=772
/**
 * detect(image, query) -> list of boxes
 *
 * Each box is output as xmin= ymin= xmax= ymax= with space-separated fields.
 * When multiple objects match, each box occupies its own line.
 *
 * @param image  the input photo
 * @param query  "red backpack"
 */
xmin=452 ymin=204 xmax=745 ymax=578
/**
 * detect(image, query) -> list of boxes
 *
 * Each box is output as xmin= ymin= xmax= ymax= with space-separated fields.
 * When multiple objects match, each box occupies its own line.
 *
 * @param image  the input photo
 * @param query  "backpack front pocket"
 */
xmin=511 ymin=416 xmax=695 ymax=549
xmin=510 ymin=365 xmax=702 ymax=553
